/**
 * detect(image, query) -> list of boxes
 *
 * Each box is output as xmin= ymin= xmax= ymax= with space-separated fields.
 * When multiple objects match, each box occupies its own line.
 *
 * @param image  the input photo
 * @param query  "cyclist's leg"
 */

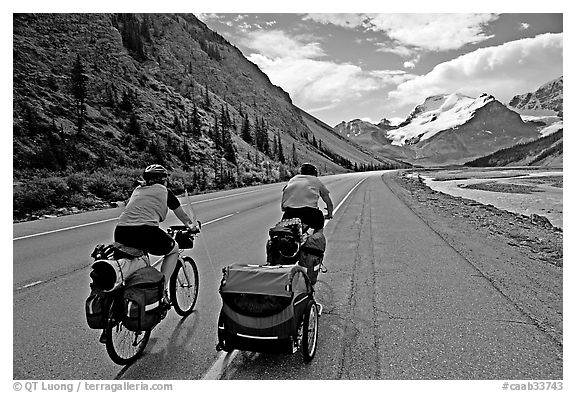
xmin=160 ymin=242 xmax=179 ymax=292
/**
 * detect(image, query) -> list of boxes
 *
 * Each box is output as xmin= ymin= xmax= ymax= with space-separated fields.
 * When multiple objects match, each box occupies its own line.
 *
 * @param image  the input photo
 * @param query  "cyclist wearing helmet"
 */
xmin=281 ymin=163 xmax=333 ymax=231
xmin=114 ymin=164 xmax=198 ymax=295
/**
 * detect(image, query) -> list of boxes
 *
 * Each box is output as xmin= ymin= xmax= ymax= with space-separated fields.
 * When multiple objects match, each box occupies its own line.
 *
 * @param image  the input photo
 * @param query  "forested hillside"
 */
xmin=13 ymin=14 xmax=394 ymax=220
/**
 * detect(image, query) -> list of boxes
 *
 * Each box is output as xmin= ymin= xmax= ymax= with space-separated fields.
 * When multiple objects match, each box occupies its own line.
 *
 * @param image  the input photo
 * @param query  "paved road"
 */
xmin=12 ymin=171 xmax=562 ymax=380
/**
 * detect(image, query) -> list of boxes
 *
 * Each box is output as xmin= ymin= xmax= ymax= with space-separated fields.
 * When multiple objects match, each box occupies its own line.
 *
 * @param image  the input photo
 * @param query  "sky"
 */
xmin=197 ymin=12 xmax=563 ymax=127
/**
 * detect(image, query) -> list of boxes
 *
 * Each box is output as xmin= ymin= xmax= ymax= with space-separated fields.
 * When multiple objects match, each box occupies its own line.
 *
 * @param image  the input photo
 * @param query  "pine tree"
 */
xmin=71 ymin=54 xmax=88 ymax=134
xmin=277 ymin=134 xmax=285 ymax=163
xmin=203 ymin=84 xmax=211 ymax=110
xmin=191 ymin=104 xmax=201 ymax=139
xmin=291 ymin=143 xmax=298 ymax=166
xmin=241 ymin=115 xmax=252 ymax=144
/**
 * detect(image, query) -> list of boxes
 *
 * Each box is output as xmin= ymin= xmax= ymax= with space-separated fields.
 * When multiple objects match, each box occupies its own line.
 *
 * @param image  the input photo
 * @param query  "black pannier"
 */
xmin=122 ymin=267 xmax=165 ymax=331
xmin=85 ymin=284 xmax=113 ymax=329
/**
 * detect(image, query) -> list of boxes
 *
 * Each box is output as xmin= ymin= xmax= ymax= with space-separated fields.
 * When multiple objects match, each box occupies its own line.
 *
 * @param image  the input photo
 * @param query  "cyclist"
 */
xmin=114 ymin=164 xmax=198 ymax=299
xmin=281 ymin=163 xmax=333 ymax=231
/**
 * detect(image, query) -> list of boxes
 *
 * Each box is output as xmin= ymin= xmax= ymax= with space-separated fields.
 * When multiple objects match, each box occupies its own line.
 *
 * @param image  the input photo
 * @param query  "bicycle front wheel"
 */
xmin=105 ymin=306 xmax=151 ymax=365
xmin=169 ymin=256 xmax=199 ymax=316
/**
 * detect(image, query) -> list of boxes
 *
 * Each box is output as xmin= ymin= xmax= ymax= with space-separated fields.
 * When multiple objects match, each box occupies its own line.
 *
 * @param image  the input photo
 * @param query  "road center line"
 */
xmin=13 ymin=217 xmax=119 ymax=241
xmin=13 ymin=187 xmax=278 ymax=241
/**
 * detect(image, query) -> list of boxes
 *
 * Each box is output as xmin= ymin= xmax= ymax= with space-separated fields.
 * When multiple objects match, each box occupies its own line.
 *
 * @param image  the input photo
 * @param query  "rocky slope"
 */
xmin=509 ymin=76 xmax=563 ymax=116
xmin=13 ymin=13 xmax=397 ymax=219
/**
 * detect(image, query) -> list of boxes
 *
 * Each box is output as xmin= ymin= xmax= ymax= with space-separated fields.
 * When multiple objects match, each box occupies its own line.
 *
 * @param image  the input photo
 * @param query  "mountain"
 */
xmin=297 ymin=110 xmax=406 ymax=170
xmin=13 ymin=13 xmax=397 ymax=219
xmin=465 ymin=129 xmax=562 ymax=167
xmin=509 ymin=76 xmax=563 ymax=117
xmin=337 ymin=93 xmax=542 ymax=166
xmin=334 ymin=119 xmax=382 ymax=138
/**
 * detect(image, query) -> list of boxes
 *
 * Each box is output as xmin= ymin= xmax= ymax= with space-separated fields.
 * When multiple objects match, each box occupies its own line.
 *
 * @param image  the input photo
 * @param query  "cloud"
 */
xmin=303 ymin=13 xmax=370 ymax=29
xmin=403 ymin=61 xmax=416 ymax=69
xmin=242 ymin=30 xmax=325 ymax=59
xmin=387 ymin=33 xmax=563 ymax=112
xmin=368 ymin=14 xmax=499 ymax=51
xmin=375 ymin=44 xmax=416 ymax=57
xmin=520 ymin=22 xmax=530 ymax=30
xmin=242 ymin=30 xmax=413 ymax=110
xmin=305 ymin=13 xmax=500 ymax=53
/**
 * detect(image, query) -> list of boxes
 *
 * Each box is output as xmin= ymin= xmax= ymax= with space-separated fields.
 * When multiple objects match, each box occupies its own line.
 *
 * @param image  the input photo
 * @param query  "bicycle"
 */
xmin=103 ymin=224 xmax=201 ymax=365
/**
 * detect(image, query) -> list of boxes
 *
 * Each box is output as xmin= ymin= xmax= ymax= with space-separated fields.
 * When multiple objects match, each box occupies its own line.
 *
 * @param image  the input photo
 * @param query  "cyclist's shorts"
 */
xmin=282 ymin=207 xmax=324 ymax=230
xmin=114 ymin=225 xmax=175 ymax=256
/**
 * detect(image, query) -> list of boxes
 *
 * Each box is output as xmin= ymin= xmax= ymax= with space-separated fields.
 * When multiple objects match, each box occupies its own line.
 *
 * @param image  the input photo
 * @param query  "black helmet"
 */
xmin=143 ymin=164 xmax=169 ymax=182
xmin=300 ymin=163 xmax=318 ymax=176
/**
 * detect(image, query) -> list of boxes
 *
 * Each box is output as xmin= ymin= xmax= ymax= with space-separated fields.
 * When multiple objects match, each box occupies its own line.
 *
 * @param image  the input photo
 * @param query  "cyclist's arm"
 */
xmin=174 ymin=206 xmax=196 ymax=229
xmin=319 ymin=185 xmax=333 ymax=218
xmin=168 ymin=190 xmax=197 ymax=230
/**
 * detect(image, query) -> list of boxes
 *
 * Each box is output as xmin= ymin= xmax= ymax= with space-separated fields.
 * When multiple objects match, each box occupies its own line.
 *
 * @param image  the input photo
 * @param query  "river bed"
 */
xmin=419 ymin=168 xmax=563 ymax=229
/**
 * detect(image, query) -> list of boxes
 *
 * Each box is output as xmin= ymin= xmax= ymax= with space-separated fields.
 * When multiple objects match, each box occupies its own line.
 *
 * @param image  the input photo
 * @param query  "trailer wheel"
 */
xmin=302 ymin=299 xmax=318 ymax=362
xmin=217 ymin=312 xmax=232 ymax=352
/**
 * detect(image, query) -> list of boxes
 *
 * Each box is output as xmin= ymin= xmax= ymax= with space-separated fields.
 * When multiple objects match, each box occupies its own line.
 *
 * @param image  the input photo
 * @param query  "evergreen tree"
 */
xmin=191 ymin=104 xmax=201 ymax=139
xmin=277 ymin=134 xmax=285 ymax=163
xmin=291 ymin=143 xmax=298 ymax=166
xmin=221 ymin=128 xmax=236 ymax=164
xmin=70 ymin=54 xmax=88 ymax=134
xmin=203 ymin=84 xmax=211 ymax=110
xmin=241 ymin=114 xmax=252 ymax=144
xmin=126 ymin=111 xmax=141 ymax=136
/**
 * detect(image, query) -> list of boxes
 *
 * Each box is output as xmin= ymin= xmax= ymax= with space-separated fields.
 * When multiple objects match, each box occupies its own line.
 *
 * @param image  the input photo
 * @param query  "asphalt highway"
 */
xmin=12 ymin=171 xmax=562 ymax=380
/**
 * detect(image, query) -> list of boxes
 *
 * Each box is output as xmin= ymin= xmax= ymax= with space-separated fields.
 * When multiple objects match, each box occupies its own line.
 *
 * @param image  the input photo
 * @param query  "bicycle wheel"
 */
xmin=169 ymin=256 xmax=199 ymax=316
xmin=105 ymin=302 xmax=151 ymax=365
xmin=302 ymin=299 xmax=318 ymax=362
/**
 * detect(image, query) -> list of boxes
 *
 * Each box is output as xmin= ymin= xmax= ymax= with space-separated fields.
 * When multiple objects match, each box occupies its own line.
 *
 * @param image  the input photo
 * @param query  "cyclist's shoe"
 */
xmin=99 ymin=330 xmax=107 ymax=344
xmin=159 ymin=290 xmax=171 ymax=319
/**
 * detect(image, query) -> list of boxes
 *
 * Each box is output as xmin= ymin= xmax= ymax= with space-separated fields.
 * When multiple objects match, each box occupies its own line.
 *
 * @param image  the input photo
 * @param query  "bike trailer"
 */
xmin=217 ymin=264 xmax=317 ymax=357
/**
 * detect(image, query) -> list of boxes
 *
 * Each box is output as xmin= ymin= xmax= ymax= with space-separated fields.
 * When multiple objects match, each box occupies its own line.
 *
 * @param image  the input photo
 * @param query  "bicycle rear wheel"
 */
xmin=105 ymin=303 xmax=151 ymax=365
xmin=169 ymin=256 xmax=199 ymax=316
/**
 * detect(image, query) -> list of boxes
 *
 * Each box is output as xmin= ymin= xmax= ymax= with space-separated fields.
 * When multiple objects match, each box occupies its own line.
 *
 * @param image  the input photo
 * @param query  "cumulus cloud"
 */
xmin=387 ymin=33 xmax=563 ymax=112
xmin=305 ymin=13 xmax=499 ymax=53
xmin=242 ymin=30 xmax=325 ymax=59
xmin=368 ymin=14 xmax=499 ymax=51
xmin=242 ymin=30 xmax=413 ymax=111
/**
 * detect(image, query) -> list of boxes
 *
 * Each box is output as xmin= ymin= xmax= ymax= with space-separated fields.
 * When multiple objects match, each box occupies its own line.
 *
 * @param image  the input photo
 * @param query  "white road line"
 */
xmin=13 ymin=218 xmax=119 ymax=241
xmin=12 ymin=186 xmax=276 ymax=241
xmin=202 ymin=351 xmax=240 ymax=380
xmin=201 ymin=177 xmax=367 ymax=380
xmin=330 ymin=177 xmax=366 ymax=219
xmin=17 ymin=281 xmax=43 ymax=290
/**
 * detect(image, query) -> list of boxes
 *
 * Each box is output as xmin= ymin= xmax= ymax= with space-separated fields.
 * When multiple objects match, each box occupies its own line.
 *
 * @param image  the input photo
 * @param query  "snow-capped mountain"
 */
xmin=336 ymin=92 xmax=543 ymax=165
xmin=509 ymin=76 xmax=563 ymax=116
xmin=508 ymin=76 xmax=563 ymax=138
xmin=387 ymin=93 xmax=500 ymax=146
xmin=334 ymin=119 xmax=382 ymax=138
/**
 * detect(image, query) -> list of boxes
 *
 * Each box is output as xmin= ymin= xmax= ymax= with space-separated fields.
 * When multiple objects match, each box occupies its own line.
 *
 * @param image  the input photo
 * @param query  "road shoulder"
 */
xmin=382 ymin=171 xmax=563 ymax=349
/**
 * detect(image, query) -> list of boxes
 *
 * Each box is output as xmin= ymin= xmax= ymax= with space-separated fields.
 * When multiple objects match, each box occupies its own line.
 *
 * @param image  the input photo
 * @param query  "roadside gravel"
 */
xmin=382 ymin=170 xmax=563 ymax=349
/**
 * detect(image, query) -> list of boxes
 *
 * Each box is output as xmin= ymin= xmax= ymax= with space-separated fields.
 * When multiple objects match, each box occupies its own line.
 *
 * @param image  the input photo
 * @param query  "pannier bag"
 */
xmin=85 ymin=283 xmax=113 ymax=329
xmin=90 ymin=243 xmax=150 ymax=291
xmin=298 ymin=231 xmax=326 ymax=285
xmin=267 ymin=218 xmax=303 ymax=265
xmin=122 ymin=267 xmax=165 ymax=331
